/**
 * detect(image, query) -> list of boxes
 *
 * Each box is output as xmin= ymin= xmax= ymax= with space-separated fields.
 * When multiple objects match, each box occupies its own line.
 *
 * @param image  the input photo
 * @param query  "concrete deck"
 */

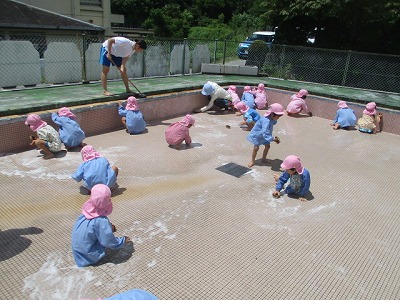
xmin=1 ymin=74 xmax=400 ymax=117
xmin=1 ymin=109 xmax=400 ymax=299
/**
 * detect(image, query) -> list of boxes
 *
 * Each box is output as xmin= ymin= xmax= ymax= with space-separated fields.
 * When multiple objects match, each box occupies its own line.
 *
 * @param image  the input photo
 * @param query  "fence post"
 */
xmin=182 ymin=38 xmax=187 ymax=75
xmin=342 ymin=50 xmax=351 ymax=86
xmin=81 ymin=33 xmax=88 ymax=83
xmin=279 ymin=45 xmax=286 ymax=77
xmin=213 ymin=39 xmax=218 ymax=64
xmin=222 ymin=40 xmax=227 ymax=65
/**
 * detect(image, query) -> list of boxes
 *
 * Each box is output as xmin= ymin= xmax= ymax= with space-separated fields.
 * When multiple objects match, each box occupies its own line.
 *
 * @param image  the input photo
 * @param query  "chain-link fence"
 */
xmin=0 ymin=33 xmax=399 ymax=93
xmin=246 ymin=44 xmax=400 ymax=93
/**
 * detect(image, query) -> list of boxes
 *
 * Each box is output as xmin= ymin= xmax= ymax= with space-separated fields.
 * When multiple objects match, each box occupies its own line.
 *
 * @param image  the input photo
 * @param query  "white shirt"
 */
xmin=102 ymin=37 xmax=135 ymax=58
xmin=200 ymin=82 xmax=232 ymax=112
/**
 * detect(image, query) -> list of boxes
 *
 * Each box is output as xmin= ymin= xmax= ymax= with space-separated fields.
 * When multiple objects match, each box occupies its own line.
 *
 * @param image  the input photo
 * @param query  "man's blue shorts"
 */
xmin=99 ymin=47 xmax=122 ymax=67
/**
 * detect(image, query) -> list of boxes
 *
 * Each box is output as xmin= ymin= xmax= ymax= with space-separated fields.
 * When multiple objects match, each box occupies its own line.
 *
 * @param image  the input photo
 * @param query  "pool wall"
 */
xmin=1 ymin=87 xmax=399 ymax=154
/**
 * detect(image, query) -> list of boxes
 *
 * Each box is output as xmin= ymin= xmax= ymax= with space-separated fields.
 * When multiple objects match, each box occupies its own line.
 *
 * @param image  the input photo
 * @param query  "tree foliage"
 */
xmin=111 ymin=0 xmax=400 ymax=54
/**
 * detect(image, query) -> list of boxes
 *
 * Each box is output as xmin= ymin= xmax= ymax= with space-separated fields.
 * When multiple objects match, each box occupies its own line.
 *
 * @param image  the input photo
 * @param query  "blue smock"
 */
xmin=333 ymin=108 xmax=357 ymax=128
xmin=71 ymin=157 xmax=117 ymax=190
xmin=51 ymin=113 xmax=85 ymax=148
xmin=118 ymin=107 xmax=146 ymax=134
xmin=241 ymin=92 xmax=256 ymax=109
xmin=247 ymin=116 xmax=277 ymax=146
xmin=71 ymin=214 xmax=125 ymax=267
xmin=104 ymin=289 xmax=159 ymax=300
xmin=244 ymin=108 xmax=261 ymax=124
xmin=275 ymin=168 xmax=311 ymax=197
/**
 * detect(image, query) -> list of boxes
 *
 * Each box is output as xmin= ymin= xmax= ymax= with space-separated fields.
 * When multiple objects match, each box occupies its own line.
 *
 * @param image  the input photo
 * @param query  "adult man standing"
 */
xmin=100 ymin=37 xmax=147 ymax=96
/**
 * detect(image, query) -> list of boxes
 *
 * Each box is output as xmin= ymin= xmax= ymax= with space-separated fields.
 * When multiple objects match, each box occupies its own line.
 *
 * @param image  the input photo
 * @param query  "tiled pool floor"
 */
xmin=1 ymin=111 xmax=400 ymax=299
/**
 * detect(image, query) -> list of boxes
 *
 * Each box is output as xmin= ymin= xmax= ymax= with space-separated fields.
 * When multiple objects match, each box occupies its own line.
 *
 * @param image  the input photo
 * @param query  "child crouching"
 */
xmin=72 ymin=145 xmax=118 ymax=193
xmin=118 ymin=96 xmax=147 ymax=134
xmin=165 ymin=114 xmax=195 ymax=150
xmin=272 ymin=155 xmax=311 ymax=202
xmin=71 ymin=184 xmax=130 ymax=267
xmin=25 ymin=114 xmax=62 ymax=159
xmin=51 ymin=107 xmax=86 ymax=149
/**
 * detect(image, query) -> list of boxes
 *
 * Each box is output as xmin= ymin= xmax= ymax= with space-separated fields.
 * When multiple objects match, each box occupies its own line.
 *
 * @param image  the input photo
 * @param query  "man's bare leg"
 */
xmin=120 ymin=66 xmax=133 ymax=93
xmin=101 ymin=66 xmax=113 ymax=96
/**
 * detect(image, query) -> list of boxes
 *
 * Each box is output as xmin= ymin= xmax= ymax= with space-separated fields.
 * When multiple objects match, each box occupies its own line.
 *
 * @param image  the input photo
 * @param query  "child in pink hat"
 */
xmin=51 ymin=107 xmax=86 ymax=149
xmin=25 ymin=113 xmax=62 ymax=159
xmin=246 ymin=103 xmax=284 ymax=168
xmin=72 ymin=145 xmax=119 ymax=193
xmin=241 ymin=85 xmax=256 ymax=109
xmin=251 ymin=83 xmax=268 ymax=109
xmin=118 ymin=96 xmax=147 ymax=134
xmin=234 ymin=101 xmax=261 ymax=131
xmin=356 ymin=102 xmax=383 ymax=133
xmin=286 ymin=89 xmax=312 ymax=117
xmin=272 ymin=155 xmax=311 ymax=202
xmin=226 ymin=85 xmax=240 ymax=106
xmin=331 ymin=101 xmax=357 ymax=130
xmin=165 ymin=114 xmax=195 ymax=150
xmin=71 ymin=184 xmax=130 ymax=267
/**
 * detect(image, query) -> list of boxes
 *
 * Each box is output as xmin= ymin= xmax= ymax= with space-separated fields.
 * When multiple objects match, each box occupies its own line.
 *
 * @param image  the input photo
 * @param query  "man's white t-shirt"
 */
xmin=102 ymin=37 xmax=135 ymax=58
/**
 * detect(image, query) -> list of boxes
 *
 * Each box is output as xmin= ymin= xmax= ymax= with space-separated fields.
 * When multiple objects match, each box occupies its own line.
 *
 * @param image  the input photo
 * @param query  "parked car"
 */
xmin=237 ymin=31 xmax=275 ymax=59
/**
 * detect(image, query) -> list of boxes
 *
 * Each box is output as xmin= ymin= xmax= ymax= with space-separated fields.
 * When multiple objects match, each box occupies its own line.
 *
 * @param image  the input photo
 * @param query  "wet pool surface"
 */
xmin=1 ymin=110 xmax=400 ymax=299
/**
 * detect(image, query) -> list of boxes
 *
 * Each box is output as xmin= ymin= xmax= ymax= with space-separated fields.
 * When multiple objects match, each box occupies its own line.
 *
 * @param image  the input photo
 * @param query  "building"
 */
xmin=9 ymin=0 xmax=153 ymax=38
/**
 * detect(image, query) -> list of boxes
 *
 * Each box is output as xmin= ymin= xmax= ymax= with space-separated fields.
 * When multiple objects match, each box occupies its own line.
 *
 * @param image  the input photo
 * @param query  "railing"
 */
xmin=0 ymin=33 xmax=399 ymax=93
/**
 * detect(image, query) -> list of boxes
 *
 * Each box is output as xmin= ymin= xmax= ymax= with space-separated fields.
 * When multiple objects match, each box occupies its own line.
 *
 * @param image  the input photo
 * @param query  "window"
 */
xmin=80 ymin=0 xmax=101 ymax=7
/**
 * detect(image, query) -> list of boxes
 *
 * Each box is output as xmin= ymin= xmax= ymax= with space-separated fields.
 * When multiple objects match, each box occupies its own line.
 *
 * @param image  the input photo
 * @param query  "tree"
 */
xmin=143 ymin=5 xmax=193 ymax=38
xmin=251 ymin=0 xmax=400 ymax=54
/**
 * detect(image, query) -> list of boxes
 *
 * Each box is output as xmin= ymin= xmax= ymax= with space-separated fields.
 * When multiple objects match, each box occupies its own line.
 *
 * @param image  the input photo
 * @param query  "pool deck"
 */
xmin=1 ymin=74 xmax=400 ymax=117
xmin=1 ymin=75 xmax=400 ymax=299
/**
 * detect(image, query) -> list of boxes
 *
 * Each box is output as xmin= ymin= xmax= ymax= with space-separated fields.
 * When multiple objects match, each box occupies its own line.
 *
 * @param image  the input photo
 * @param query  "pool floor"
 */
xmin=1 ymin=111 xmax=400 ymax=299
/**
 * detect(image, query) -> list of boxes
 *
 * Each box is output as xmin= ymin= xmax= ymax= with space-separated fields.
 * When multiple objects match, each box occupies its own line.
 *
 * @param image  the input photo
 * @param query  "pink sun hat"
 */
xmin=228 ymin=85 xmax=237 ymax=92
xmin=82 ymin=184 xmax=113 ymax=220
xmin=81 ymin=145 xmax=101 ymax=162
xmin=338 ymin=101 xmax=348 ymax=109
xmin=25 ymin=114 xmax=47 ymax=132
xmin=257 ymin=83 xmax=265 ymax=91
xmin=264 ymin=103 xmax=284 ymax=117
xmin=281 ymin=155 xmax=304 ymax=174
xmin=179 ymin=114 xmax=195 ymax=127
xmin=58 ymin=107 xmax=76 ymax=119
xmin=296 ymin=89 xmax=309 ymax=98
xmin=234 ymin=101 xmax=249 ymax=114
xmin=243 ymin=86 xmax=251 ymax=93
xmin=363 ymin=102 xmax=377 ymax=116
xmin=125 ymin=96 xmax=139 ymax=111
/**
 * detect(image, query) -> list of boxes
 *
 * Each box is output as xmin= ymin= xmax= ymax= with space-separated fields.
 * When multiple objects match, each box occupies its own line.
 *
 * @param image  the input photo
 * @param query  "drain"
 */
xmin=216 ymin=162 xmax=252 ymax=178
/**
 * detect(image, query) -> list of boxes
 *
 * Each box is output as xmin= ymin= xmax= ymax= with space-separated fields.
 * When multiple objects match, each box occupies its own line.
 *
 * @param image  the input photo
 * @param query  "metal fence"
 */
xmin=0 ymin=33 xmax=399 ymax=93
xmin=245 ymin=43 xmax=400 ymax=93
